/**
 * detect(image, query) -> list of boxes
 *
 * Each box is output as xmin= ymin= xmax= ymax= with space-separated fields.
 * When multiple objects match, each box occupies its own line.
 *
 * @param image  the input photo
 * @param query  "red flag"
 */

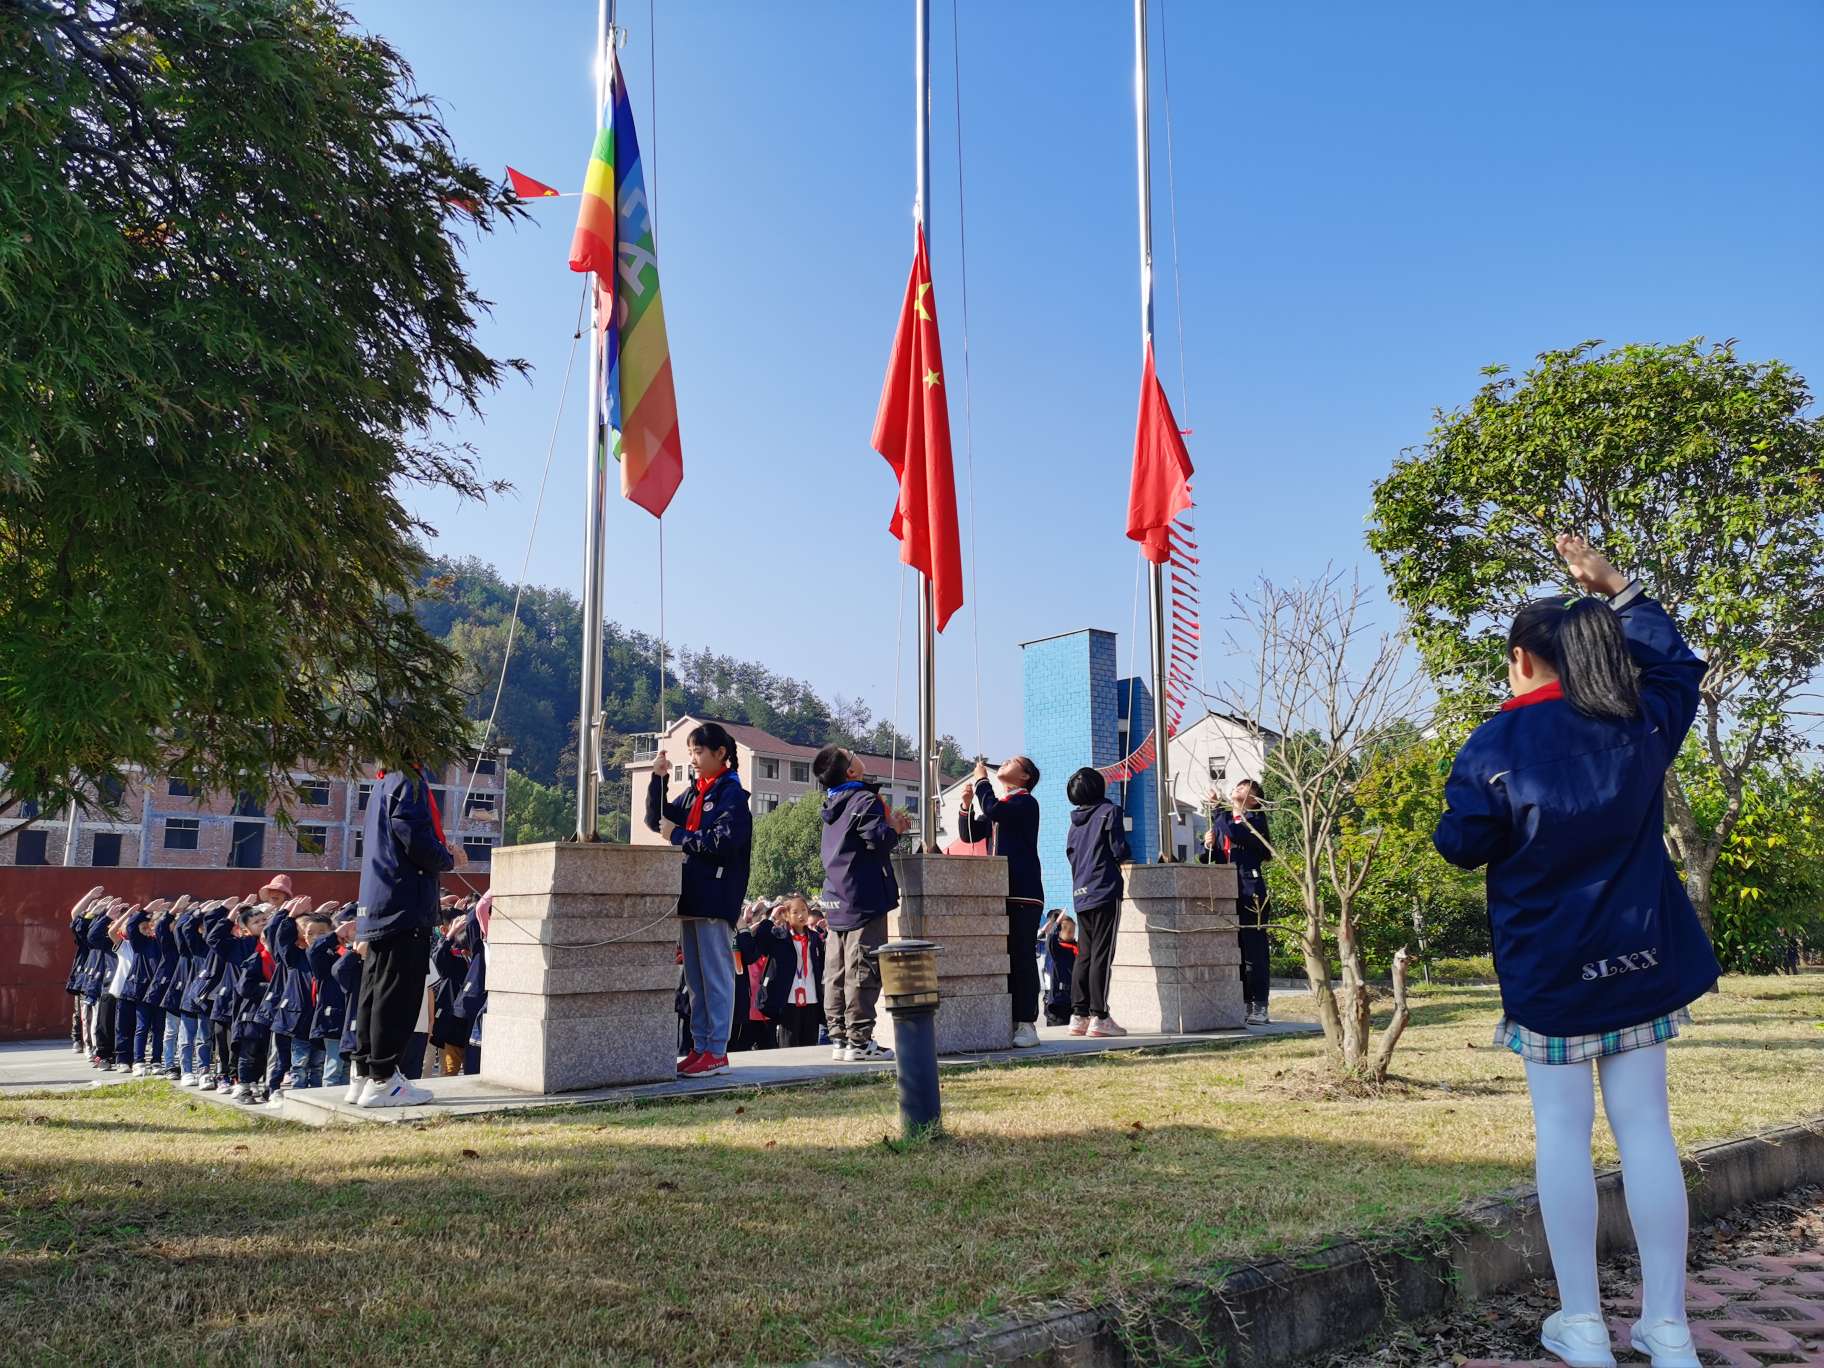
xmin=1125 ymin=340 xmax=1194 ymax=564
xmin=871 ymin=225 xmax=964 ymax=631
xmin=506 ymin=166 xmax=561 ymax=199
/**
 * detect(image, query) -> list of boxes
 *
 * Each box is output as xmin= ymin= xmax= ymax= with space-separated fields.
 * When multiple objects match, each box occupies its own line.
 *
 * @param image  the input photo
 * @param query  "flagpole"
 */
xmin=914 ymin=0 xmax=938 ymax=852
xmin=1134 ymin=0 xmax=1173 ymax=862
xmin=575 ymin=0 xmax=611 ymax=841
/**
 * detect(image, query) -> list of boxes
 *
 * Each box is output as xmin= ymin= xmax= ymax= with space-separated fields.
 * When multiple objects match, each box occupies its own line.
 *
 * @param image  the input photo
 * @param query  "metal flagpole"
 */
xmin=1134 ymin=0 xmax=1173 ymax=862
xmin=575 ymin=0 xmax=611 ymax=840
xmin=914 ymin=0 xmax=938 ymax=852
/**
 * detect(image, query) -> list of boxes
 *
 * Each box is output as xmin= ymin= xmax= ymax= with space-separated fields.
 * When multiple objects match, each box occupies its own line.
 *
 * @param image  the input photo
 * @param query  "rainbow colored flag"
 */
xmin=569 ymin=51 xmax=680 ymax=518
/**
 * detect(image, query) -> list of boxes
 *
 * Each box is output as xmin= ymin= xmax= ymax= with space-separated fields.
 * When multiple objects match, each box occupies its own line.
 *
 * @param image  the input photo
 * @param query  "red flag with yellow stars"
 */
xmin=871 ymin=224 xmax=964 ymax=631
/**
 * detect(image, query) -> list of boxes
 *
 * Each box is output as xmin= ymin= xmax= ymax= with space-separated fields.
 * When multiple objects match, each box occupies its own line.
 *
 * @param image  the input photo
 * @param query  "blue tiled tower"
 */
xmin=1021 ymin=629 xmax=1120 ymax=915
xmin=1114 ymin=673 xmax=1159 ymax=866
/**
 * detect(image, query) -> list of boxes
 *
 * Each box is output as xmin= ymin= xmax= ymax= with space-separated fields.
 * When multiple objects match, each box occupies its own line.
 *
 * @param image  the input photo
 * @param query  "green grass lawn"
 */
xmin=2 ymin=977 xmax=1819 ymax=1365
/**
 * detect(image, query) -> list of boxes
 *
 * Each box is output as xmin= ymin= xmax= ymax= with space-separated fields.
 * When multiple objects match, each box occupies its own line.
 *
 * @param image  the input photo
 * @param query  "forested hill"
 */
xmin=413 ymin=557 xmax=946 ymax=797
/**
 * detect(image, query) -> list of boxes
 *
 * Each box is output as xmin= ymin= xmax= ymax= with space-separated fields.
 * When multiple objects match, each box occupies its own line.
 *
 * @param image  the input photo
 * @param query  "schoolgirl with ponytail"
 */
xmin=1435 ymin=534 xmax=1718 ymax=1368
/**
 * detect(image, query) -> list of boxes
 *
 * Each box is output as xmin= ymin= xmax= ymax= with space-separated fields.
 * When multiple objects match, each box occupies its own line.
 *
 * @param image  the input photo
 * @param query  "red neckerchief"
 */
xmin=1502 ymin=680 xmax=1565 ymax=712
xmin=256 ymin=939 xmax=274 ymax=981
xmin=687 ymin=767 xmax=723 ymax=832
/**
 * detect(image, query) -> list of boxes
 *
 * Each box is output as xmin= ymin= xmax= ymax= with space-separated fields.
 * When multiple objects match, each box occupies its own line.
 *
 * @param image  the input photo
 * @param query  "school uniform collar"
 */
xmin=1502 ymin=680 xmax=1565 ymax=712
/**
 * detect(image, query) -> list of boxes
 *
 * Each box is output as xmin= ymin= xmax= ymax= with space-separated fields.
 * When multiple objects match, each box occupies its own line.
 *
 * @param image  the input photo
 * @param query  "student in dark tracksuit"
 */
xmin=957 ymin=756 xmax=1046 ymax=1047
xmin=750 ymin=897 xmax=828 ymax=1049
xmin=330 ymin=911 xmax=366 ymax=1102
xmin=354 ymin=762 xmax=455 ymax=1109
xmin=1064 ymin=767 xmax=1131 ymax=1038
xmin=644 ymin=722 xmax=753 ymax=1079
xmin=1202 ymin=781 xmax=1274 ymax=1025
xmin=120 ymin=906 xmax=167 ymax=1071
xmin=206 ymin=911 xmax=249 ymax=1092
xmin=307 ymin=912 xmax=356 ymax=1091
xmin=814 ymin=744 xmax=910 ymax=1063
xmin=1434 ymin=534 xmax=1719 ymax=1368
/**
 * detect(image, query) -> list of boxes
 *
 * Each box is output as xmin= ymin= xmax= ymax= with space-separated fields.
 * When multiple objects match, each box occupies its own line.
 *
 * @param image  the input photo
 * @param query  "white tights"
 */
xmin=1524 ymin=1043 xmax=1688 ymax=1326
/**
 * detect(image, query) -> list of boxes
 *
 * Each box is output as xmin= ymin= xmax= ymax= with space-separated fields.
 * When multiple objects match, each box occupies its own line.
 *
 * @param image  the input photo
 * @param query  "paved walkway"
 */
xmin=4 ymin=1018 xmax=1318 ymax=1124
xmin=1461 ymin=1257 xmax=1824 ymax=1367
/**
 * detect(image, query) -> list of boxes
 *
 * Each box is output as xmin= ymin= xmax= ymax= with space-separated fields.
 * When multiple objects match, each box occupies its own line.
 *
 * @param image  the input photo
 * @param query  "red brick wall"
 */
xmin=0 ymin=865 xmax=489 ymax=1040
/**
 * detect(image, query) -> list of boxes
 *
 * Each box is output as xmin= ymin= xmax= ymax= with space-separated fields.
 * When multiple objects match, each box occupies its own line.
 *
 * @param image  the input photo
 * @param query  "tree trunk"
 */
xmin=1663 ymin=772 xmax=1718 ymax=937
xmin=1336 ymin=905 xmax=1372 ymax=1075
xmin=1300 ymin=904 xmax=1344 ymax=1065
xmin=1369 ymin=948 xmax=1412 ymax=1083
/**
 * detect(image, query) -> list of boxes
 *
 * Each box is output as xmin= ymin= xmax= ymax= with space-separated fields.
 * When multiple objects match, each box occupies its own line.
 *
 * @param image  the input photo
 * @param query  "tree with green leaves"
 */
xmin=1 ymin=0 xmax=521 ymax=826
xmin=1369 ymin=340 xmax=1824 ymax=934
xmin=503 ymin=769 xmax=570 ymax=848
xmin=748 ymin=795 xmax=823 ymax=899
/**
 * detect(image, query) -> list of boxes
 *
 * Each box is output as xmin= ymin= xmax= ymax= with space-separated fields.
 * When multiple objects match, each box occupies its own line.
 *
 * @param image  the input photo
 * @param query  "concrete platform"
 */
xmin=11 ymin=1017 xmax=1318 ymax=1125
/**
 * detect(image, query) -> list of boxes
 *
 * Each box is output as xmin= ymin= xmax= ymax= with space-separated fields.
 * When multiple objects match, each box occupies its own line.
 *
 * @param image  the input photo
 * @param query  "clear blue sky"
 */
xmin=351 ymin=0 xmax=1822 ymax=760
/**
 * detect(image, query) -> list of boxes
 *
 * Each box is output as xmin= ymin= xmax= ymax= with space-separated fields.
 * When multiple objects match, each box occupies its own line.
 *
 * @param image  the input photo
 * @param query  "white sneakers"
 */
xmin=1540 ymin=1310 xmax=1616 ymax=1367
xmin=1086 ymin=1017 xmax=1128 ymax=1038
xmin=1629 ymin=1318 xmax=1699 ymax=1367
xmin=344 ymin=1070 xmax=367 ymax=1106
xmin=357 ymin=1071 xmax=433 ymax=1108
xmin=1067 ymin=1015 xmax=1090 ymax=1036
xmin=1011 ymin=1022 xmax=1042 ymax=1048
xmin=845 ymin=1041 xmax=893 ymax=1063
xmin=231 ymin=1083 xmax=253 ymax=1103
xmin=830 ymin=1043 xmax=848 ymax=1062
xmin=179 ymin=1072 xmax=197 ymax=1088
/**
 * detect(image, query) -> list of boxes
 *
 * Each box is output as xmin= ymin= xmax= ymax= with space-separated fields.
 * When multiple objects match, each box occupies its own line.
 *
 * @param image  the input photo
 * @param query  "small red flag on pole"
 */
xmin=506 ymin=166 xmax=562 ymax=199
xmin=1125 ymin=340 xmax=1194 ymax=565
xmin=871 ymin=224 xmax=964 ymax=632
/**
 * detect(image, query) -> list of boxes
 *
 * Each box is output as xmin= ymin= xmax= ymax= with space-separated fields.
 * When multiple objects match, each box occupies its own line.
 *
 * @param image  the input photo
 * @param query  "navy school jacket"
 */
xmin=1202 ymin=809 xmax=1273 ymax=926
xmin=957 ymin=781 xmax=1044 ymax=907
xmin=152 ymin=915 xmax=189 ymax=1012
xmin=330 ymin=946 xmax=363 ymax=1053
xmin=210 ymin=937 xmax=252 ymax=1024
xmin=749 ymin=919 xmax=827 ymax=1019
xmin=231 ymin=939 xmax=273 ymax=1043
xmin=457 ymin=939 xmax=487 ymax=1037
xmin=182 ymin=910 xmax=231 ymax=1016
xmin=356 ymin=767 xmax=455 ymax=943
xmin=429 ymin=932 xmax=473 ymax=1048
xmin=818 ymin=782 xmax=900 ymax=931
xmin=65 ymin=914 xmax=91 ymax=994
xmin=260 ymin=912 xmax=314 ymax=1039
xmin=645 ymin=768 xmax=752 ymax=925
xmin=1434 ymin=586 xmax=1721 ymax=1037
xmin=80 ymin=915 xmax=117 ymax=1001
xmin=304 ymin=932 xmax=349 ymax=1043
xmin=1066 ymin=799 xmax=1132 ymax=913
xmin=119 ymin=918 xmax=164 ymax=1003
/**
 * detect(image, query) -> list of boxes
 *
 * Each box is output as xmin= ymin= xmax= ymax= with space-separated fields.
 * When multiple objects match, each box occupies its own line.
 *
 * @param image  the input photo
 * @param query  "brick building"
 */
xmin=0 ymin=750 xmax=510 ymax=872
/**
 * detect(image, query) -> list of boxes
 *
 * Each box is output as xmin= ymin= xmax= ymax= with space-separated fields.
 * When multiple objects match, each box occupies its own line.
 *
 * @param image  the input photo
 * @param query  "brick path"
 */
xmin=1463 ymin=1254 xmax=1824 ymax=1366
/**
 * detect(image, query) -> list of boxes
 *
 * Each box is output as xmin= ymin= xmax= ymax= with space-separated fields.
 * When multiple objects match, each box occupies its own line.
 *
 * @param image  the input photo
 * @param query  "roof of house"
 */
xmin=646 ymin=715 xmax=936 ymax=784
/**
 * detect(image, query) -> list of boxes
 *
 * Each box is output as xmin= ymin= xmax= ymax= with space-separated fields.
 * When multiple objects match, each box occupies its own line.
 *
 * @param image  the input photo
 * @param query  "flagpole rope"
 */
xmin=889 ymin=563 xmax=908 ymax=795
xmin=456 ymin=279 xmax=591 ymax=825
xmin=948 ymin=0 xmax=984 ymax=759
xmin=648 ymin=0 xmax=668 ymax=741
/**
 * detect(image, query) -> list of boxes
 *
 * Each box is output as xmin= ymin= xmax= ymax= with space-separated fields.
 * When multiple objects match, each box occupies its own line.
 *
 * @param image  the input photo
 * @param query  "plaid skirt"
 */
xmin=1496 ymin=1007 xmax=1694 ymax=1065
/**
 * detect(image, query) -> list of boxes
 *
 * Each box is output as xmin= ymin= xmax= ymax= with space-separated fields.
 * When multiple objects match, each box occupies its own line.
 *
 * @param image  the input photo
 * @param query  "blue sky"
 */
xmin=351 ymin=0 xmax=1822 ymax=759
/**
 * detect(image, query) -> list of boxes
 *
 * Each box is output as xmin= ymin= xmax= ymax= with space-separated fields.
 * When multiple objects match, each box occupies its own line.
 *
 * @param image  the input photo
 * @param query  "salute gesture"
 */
xmin=1556 ymin=533 xmax=1628 ymax=597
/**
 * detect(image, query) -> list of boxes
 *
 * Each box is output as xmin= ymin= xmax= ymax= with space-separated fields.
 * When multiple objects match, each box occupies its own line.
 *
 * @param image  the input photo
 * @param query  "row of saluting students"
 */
xmin=64 ymin=877 xmax=487 ymax=1107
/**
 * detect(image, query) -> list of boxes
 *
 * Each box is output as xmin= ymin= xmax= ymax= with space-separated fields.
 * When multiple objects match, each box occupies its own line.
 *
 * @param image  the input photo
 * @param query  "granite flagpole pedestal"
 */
xmin=1106 ymin=861 xmax=1245 ymax=1033
xmin=479 ymin=841 xmax=684 ymax=1093
xmin=875 ymin=853 xmax=1015 ymax=1055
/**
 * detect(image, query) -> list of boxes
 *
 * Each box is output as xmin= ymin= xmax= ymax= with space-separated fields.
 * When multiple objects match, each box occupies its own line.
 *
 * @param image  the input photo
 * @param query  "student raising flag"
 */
xmin=569 ymin=49 xmax=681 ymax=519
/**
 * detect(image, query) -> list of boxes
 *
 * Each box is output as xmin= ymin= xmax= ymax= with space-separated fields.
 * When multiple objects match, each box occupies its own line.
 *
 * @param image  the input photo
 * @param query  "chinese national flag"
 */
xmin=871 ymin=224 xmax=964 ymax=631
xmin=1125 ymin=340 xmax=1194 ymax=564
xmin=506 ymin=166 xmax=561 ymax=199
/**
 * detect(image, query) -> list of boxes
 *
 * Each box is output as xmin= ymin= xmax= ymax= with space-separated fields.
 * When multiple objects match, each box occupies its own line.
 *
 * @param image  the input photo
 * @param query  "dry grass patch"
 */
xmin=1 ymin=977 xmax=1818 ymax=1365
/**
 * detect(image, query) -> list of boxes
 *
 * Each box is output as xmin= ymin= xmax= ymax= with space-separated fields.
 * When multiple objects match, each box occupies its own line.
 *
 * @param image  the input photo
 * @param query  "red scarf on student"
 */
xmin=687 ymin=768 xmax=724 ymax=832
xmin=1501 ymin=680 xmax=1565 ymax=712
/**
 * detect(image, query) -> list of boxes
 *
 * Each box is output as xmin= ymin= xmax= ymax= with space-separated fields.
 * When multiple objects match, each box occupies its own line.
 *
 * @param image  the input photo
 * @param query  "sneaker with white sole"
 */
xmin=217 ymin=1077 xmax=237 ymax=1094
xmin=130 ymin=1062 xmax=148 ymax=1077
xmin=848 ymin=1040 xmax=893 ymax=1062
xmin=1540 ymin=1310 xmax=1616 ymax=1368
xmin=357 ymin=1072 xmax=433 ymax=1108
xmin=179 ymin=1072 xmax=197 ymax=1088
xmin=1011 ymin=1022 xmax=1042 ymax=1048
xmin=830 ymin=1043 xmax=849 ymax=1062
xmin=1067 ymin=1015 xmax=1090 ymax=1036
xmin=1086 ymin=1017 xmax=1127 ymax=1038
xmin=1628 ymin=1318 xmax=1699 ymax=1368
xmin=343 ymin=1071 xmax=367 ymax=1106
xmin=198 ymin=1073 xmax=216 ymax=1091
xmin=265 ymin=1089 xmax=287 ymax=1110
xmin=232 ymin=1083 xmax=253 ymax=1103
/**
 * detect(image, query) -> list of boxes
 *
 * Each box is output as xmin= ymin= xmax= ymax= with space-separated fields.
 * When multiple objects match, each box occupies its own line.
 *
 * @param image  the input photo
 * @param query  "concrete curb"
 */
xmin=831 ymin=1118 xmax=1823 ymax=1368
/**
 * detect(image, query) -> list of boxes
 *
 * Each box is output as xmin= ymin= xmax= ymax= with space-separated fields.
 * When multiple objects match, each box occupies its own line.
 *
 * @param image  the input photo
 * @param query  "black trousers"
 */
xmin=1007 ymin=902 xmax=1042 ymax=1024
xmin=1071 ymin=903 xmax=1120 ymax=1019
xmin=1238 ymin=891 xmax=1272 ymax=1007
xmin=213 ymin=1021 xmax=232 ymax=1079
xmin=354 ymin=928 xmax=431 ymax=1080
xmin=775 ymin=1002 xmax=823 ymax=1050
xmin=93 ymin=994 xmax=117 ymax=1061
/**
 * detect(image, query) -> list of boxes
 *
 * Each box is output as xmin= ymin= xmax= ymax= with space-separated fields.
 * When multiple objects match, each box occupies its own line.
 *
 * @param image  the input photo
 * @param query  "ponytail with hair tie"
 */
xmin=1507 ymin=595 xmax=1642 ymax=721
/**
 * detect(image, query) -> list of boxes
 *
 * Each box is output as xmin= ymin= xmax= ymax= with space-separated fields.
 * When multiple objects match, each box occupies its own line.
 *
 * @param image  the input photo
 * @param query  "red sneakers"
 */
xmin=678 ymin=1052 xmax=729 ymax=1078
xmin=676 ymin=1049 xmax=702 ymax=1076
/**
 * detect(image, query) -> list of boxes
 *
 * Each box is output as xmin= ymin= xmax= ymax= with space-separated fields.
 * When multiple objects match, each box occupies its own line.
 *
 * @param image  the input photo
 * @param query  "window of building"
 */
xmin=299 ymin=780 xmax=331 ymax=807
xmin=462 ymin=838 xmax=496 ymax=864
xmin=474 ymin=757 xmax=497 ymax=776
xmin=759 ymin=758 xmax=779 ymax=780
xmin=168 ymin=778 xmax=194 ymax=798
xmin=354 ymin=830 xmax=364 ymax=861
xmin=19 ymin=799 xmax=38 ymax=819
xmin=465 ymin=791 xmax=498 ymax=817
xmin=230 ymin=821 xmax=264 ymax=869
xmin=16 ymin=830 xmax=48 ymax=865
xmin=1208 ymin=756 xmax=1228 ymax=784
xmin=98 ymin=776 xmax=125 ymax=805
xmin=673 ymin=765 xmax=685 ymax=783
xmin=357 ymin=781 xmax=373 ymax=812
xmin=163 ymin=818 xmax=199 ymax=851
xmin=295 ymin=825 xmax=328 ymax=856
xmin=91 ymin=832 xmax=122 ymax=867
xmin=904 ymin=795 xmax=919 ymax=813
xmin=790 ymin=761 xmax=810 ymax=784
xmin=754 ymin=792 xmax=780 ymax=815
xmin=232 ymin=791 xmax=263 ymax=818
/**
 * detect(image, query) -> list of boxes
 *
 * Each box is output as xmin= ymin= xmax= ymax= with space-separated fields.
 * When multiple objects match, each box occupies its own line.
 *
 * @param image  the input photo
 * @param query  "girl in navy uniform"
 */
xmin=957 ymin=756 xmax=1046 ymax=1047
xmin=1063 ymin=767 xmax=1132 ymax=1038
xmin=331 ymin=912 xmax=367 ymax=1103
xmin=644 ymin=721 xmax=753 ymax=1079
xmin=230 ymin=904 xmax=276 ymax=1103
xmin=119 ymin=901 xmax=169 ymax=1075
xmin=751 ymin=895 xmax=827 ymax=1049
xmin=307 ymin=908 xmax=357 ymax=1091
xmin=1436 ymin=534 xmax=1717 ymax=1368
xmin=206 ymin=902 xmax=250 ymax=1094
xmin=1202 ymin=780 xmax=1275 ymax=1025
xmin=814 ymin=745 xmax=911 ymax=1063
